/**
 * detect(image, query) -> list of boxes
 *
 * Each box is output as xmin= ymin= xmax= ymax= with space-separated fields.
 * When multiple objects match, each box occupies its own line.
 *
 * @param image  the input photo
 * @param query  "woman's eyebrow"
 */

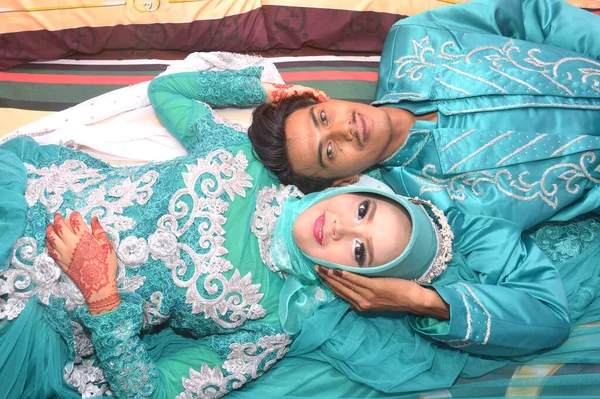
xmin=367 ymin=201 xmax=377 ymax=266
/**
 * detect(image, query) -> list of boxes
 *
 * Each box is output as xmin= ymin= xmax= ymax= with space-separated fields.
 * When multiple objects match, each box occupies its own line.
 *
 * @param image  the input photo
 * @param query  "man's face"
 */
xmin=284 ymin=99 xmax=394 ymax=185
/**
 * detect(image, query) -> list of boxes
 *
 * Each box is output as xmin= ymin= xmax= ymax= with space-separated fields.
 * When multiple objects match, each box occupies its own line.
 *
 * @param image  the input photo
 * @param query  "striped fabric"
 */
xmin=0 ymin=55 xmax=381 ymax=112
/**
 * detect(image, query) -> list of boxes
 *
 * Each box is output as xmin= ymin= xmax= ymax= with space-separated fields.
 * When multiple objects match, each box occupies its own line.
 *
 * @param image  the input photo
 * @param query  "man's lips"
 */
xmin=313 ymin=212 xmax=325 ymax=246
xmin=356 ymin=113 xmax=371 ymax=146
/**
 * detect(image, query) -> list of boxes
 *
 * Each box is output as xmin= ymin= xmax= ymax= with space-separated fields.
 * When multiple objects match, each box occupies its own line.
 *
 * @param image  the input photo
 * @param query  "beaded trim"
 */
xmin=409 ymin=198 xmax=454 ymax=284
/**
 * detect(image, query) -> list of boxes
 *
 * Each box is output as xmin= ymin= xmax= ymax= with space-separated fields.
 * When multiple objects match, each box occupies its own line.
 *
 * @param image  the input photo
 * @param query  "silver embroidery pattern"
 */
xmin=1 ymin=167 xmax=158 ymax=320
xmin=409 ymin=198 xmax=453 ymax=285
xmin=117 ymin=236 xmax=149 ymax=268
xmin=142 ymin=291 xmax=169 ymax=329
xmin=149 ymin=149 xmax=265 ymax=328
xmin=64 ymin=359 xmax=113 ymax=398
xmin=459 ymin=282 xmax=491 ymax=345
xmin=25 ymin=161 xmax=106 ymax=213
xmin=417 ymin=151 xmax=600 ymax=209
xmin=393 ymin=36 xmax=600 ymax=96
xmin=177 ymin=334 xmax=291 ymax=399
xmin=440 ymin=283 xmax=491 ymax=349
xmin=251 ymin=184 xmax=303 ymax=276
xmin=66 ymin=322 xmax=114 ymax=398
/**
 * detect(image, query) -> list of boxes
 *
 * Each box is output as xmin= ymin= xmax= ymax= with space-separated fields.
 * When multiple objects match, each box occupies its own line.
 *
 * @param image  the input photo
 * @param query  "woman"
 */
xmin=237 ymin=183 xmax=600 ymax=397
xmin=0 ymin=67 xmax=329 ymax=399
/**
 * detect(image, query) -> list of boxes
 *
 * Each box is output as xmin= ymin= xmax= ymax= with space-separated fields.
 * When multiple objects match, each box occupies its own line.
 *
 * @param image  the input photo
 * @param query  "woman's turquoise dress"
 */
xmin=0 ymin=67 xmax=291 ymax=399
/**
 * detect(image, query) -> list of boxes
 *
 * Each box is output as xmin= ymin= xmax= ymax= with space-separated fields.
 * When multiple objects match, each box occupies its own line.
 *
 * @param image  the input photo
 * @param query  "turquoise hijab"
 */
xmin=271 ymin=185 xmax=447 ymax=334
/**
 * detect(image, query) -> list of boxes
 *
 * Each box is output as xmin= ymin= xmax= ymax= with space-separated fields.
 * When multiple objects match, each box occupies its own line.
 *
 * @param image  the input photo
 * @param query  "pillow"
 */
xmin=1 ymin=0 xmax=597 ymax=70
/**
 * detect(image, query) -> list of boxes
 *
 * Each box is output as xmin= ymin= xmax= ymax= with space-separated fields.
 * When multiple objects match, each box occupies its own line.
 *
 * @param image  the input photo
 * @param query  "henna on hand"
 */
xmin=88 ymin=291 xmax=121 ymax=315
xmin=46 ymin=214 xmax=119 ymax=315
xmin=270 ymin=83 xmax=294 ymax=106
xmin=67 ymin=230 xmax=112 ymax=296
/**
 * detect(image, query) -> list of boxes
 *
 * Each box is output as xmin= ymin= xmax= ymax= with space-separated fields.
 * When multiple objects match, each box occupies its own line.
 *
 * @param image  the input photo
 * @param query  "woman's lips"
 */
xmin=313 ymin=212 xmax=325 ymax=246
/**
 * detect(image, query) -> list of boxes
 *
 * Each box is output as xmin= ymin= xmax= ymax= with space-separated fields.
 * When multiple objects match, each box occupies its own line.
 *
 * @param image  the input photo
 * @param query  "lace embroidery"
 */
xmin=208 ymin=107 xmax=249 ymax=133
xmin=417 ymin=151 xmax=600 ymax=209
xmin=64 ymin=358 xmax=113 ymax=398
xmin=65 ymin=321 xmax=114 ymax=398
xmin=532 ymin=216 xmax=600 ymax=263
xmin=251 ymin=184 xmax=303 ymax=276
xmin=142 ymin=291 xmax=169 ymax=328
xmin=393 ymin=36 xmax=600 ymax=96
xmin=177 ymin=334 xmax=291 ymax=399
xmin=1 ymin=234 xmax=148 ymax=320
xmin=25 ymin=161 xmax=106 ymax=213
xmin=408 ymin=198 xmax=453 ymax=284
xmin=149 ymin=149 xmax=265 ymax=328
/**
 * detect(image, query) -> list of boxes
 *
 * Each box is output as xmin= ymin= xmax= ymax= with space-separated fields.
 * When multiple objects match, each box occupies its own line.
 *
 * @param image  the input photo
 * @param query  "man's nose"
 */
xmin=328 ymin=119 xmax=354 ymax=141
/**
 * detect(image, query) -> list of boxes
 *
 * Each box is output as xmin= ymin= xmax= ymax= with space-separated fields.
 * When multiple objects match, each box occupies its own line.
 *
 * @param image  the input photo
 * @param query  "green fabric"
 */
xmin=0 ymin=68 xmax=288 ymax=399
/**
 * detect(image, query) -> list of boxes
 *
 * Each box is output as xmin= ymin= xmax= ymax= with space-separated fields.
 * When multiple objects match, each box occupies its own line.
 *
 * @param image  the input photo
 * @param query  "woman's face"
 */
xmin=293 ymin=193 xmax=412 ymax=268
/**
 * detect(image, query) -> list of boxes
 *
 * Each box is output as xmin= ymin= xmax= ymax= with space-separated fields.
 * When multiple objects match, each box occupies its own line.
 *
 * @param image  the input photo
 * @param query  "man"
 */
xmin=249 ymin=0 xmax=600 ymax=230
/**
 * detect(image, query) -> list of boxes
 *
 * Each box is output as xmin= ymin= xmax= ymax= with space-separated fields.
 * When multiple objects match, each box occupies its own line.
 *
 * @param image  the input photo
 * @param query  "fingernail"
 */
xmin=333 ymin=269 xmax=343 ymax=277
xmin=317 ymin=265 xmax=327 ymax=274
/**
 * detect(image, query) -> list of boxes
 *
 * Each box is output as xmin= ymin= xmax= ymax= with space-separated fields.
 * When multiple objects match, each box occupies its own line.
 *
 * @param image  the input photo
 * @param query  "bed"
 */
xmin=1 ymin=0 xmax=600 ymax=398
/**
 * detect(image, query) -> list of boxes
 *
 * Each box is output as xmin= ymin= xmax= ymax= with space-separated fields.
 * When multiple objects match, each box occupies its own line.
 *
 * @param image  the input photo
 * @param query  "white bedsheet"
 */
xmin=2 ymin=52 xmax=283 ymax=165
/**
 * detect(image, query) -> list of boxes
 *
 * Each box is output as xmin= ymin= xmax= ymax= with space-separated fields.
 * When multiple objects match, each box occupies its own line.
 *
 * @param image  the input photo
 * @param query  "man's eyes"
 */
xmin=326 ymin=142 xmax=333 ymax=160
xmin=320 ymin=110 xmax=327 ymax=124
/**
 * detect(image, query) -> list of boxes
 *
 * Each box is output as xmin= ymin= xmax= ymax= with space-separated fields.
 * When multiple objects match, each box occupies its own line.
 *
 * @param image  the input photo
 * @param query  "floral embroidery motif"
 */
xmin=117 ymin=236 xmax=149 ymax=268
xmin=393 ymin=36 xmax=600 ymax=96
xmin=64 ymin=358 xmax=113 ymax=398
xmin=252 ymin=184 xmax=303 ymax=276
xmin=142 ymin=291 xmax=169 ymax=329
xmin=533 ymin=216 xmax=600 ymax=263
xmin=65 ymin=321 xmax=114 ymax=398
xmin=25 ymin=161 xmax=106 ymax=213
xmin=416 ymin=151 xmax=600 ymax=209
xmin=1 ymin=165 xmax=158 ymax=320
xmin=177 ymin=334 xmax=291 ymax=399
xmin=149 ymin=149 xmax=265 ymax=328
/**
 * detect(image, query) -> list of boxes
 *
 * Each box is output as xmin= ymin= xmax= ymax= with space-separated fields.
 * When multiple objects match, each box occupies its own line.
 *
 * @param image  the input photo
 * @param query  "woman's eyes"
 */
xmin=357 ymin=200 xmax=370 ymax=220
xmin=354 ymin=240 xmax=366 ymax=267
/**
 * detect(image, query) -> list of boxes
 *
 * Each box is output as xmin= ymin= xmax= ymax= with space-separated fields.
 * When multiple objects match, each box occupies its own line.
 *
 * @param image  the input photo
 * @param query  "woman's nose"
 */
xmin=330 ymin=216 xmax=357 ymax=241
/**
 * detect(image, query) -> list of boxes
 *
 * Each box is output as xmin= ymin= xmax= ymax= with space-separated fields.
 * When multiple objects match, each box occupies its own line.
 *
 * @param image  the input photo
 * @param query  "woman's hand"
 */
xmin=46 ymin=212 xmax=120 ymax=315
xmin=262 ymin=82 xmax=329 ymax=106
xmin=316 ymin=265 xmax=449 ymax=319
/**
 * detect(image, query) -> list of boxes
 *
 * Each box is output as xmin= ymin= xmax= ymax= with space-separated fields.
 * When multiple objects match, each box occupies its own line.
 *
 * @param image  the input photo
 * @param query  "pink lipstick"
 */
xmin=313 ymin=212 xmax=326 ymax=246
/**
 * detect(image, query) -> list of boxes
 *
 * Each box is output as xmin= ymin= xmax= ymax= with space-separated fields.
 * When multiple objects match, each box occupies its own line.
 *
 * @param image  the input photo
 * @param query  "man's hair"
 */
xmin=248 ymin=97 xmax=337 ymax=193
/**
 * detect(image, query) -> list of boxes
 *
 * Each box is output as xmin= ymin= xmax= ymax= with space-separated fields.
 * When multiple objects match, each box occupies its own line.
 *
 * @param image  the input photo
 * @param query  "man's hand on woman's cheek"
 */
xmin=315 ymin=265 xmax=449 ymax=320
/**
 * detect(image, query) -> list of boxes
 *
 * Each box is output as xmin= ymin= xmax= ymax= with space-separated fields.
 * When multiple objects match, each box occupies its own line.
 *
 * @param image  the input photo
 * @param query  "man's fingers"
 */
xmin=320 ymin=274 xmax=360 ymax=307
xmin=316 ymin=265 xmax=370 ymax=296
